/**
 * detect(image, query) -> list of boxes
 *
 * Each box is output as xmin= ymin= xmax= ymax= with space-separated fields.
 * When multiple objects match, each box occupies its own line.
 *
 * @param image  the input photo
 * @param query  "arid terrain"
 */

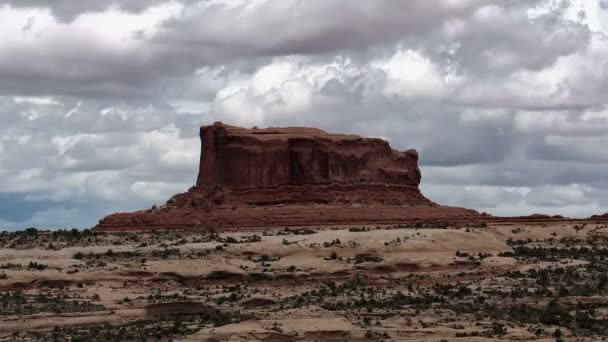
xmin=4 ymin=1 xmax=608 ymax=340
xmin=2 ymin=220 xmax=608 ymax=341
xmin=3 ymin=124 xmax=607 ymax=341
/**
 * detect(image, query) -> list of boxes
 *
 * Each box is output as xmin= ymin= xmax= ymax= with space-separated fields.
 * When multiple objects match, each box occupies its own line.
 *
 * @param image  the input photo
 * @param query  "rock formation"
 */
xmin=591 ymin=213 xmax=608 ymax=220
xmin=197 ymin=123 xmax=422 ymax=189
xmin=95 ymin=122 xmax=479 ymax=231
xmin=190 ymin=123 xmax=429 ymax=206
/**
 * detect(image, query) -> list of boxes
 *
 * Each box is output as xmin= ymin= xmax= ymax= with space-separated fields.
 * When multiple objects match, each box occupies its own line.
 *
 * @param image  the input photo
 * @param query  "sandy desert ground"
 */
xmin=1 ymin=221 xmax=608 ymax=341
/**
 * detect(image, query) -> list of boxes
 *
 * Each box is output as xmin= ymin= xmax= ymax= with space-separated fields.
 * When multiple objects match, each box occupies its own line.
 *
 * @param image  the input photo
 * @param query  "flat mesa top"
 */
xmin=208 ymin=122 xmax=365 ymax=141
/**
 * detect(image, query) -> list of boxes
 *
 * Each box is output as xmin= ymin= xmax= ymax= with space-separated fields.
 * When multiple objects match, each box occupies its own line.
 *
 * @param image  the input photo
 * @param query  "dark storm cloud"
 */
xmin=526 ymin=136 xmax=608 ymax=162
xmin=1 ymin=0 xmax=571 ymax=100
xmin=159 ymin=0 xmax=499 ymax=55
xmin=0 ymin=194 xmax=55 ymax=222
xmin=1 ymin=0 xmax=190 ymax=20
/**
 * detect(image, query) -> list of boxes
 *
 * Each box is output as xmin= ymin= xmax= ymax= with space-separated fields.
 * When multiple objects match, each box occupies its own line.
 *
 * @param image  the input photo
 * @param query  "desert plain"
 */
xmin=1 ymin=219 xmax=608 ymax=341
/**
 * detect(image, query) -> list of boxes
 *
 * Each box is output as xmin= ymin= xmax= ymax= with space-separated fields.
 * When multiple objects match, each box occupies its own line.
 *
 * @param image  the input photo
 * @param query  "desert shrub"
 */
xmin=354 ymin=254 xmax=383 ymax=264
xmin=27 ymin=262 xmax=48 ymax=271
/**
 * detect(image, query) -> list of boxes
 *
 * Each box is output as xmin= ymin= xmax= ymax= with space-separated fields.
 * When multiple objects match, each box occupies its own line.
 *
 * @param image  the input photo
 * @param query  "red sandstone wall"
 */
xmin=196 ymin=123 xmax=421 ymax=189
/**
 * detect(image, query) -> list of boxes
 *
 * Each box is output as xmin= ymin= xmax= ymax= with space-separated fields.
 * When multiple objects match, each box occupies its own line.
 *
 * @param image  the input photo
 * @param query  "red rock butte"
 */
xmin=95 ymin=122 xmax=480 ymax=231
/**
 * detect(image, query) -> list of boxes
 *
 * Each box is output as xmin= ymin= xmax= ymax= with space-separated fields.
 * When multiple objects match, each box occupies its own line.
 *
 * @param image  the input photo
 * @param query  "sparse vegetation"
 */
xmin=1 ymin=221 xmax=608 ymax=340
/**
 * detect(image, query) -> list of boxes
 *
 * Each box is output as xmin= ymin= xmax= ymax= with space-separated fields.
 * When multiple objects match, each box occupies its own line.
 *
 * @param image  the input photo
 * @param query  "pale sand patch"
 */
xmin=183 ymin=316 xmax=359 ymax=341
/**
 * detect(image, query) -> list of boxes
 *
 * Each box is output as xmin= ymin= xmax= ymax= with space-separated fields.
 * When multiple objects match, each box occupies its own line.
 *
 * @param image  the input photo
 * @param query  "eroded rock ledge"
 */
xmin=95 ymin=122 xmax=479 ymax=232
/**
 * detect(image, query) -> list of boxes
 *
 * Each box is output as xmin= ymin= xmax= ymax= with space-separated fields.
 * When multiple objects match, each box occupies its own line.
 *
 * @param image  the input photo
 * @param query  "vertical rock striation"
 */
xmin=196 ymin=122 xmax=421 ymax=190
xmin=95 ymin=122 xmax=478 ymax=231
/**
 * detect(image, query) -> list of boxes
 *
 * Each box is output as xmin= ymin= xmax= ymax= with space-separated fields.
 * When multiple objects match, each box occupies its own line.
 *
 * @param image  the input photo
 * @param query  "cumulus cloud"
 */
xmin=0 ymin=96 xmax=203 ymax=228
xmin=0 ymin=3 xmax=185 ymax=98
xmin=1 ymin=0 xmax=608 ymax=229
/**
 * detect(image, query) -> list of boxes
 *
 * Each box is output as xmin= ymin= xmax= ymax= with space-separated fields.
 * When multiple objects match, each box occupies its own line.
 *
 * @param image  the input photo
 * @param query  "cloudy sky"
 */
xmin=1 ymin=0 xmax=608 ymax=229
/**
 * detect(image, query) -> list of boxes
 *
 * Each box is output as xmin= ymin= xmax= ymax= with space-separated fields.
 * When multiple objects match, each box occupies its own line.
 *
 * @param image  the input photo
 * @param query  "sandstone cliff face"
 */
xmin=196 ymin=123 xmax=421 ymax=189
xmin=95 ymin=122 xmax=473 ymax=232
xmin=184 ymin=122 xmax=430 ymax=207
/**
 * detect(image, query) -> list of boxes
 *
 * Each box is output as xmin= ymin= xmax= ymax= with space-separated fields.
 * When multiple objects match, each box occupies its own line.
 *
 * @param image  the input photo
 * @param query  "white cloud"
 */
xmin=131 ymin=181 xmax=189 ymax=202
xmin=526 ymin=184 xmax=595 ymax=207
xmin=380 ymin=49 xmax=453 ymax=98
